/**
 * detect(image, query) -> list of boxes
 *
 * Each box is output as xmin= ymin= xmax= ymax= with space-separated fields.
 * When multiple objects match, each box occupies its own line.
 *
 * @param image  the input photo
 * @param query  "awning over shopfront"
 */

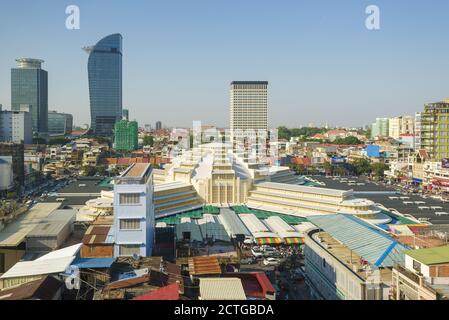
xmin=256 ymin=237 xmax=283 ymax=245
xmin=284 ymin=237 xmax=303 ymax=245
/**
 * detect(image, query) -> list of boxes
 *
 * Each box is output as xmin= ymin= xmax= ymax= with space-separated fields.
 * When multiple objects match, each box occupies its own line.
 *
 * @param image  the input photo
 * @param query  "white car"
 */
xmin=251 ymin=248 xmax=264 ymax=258
xmin=263 ymin=258 xmax=281 ymax=266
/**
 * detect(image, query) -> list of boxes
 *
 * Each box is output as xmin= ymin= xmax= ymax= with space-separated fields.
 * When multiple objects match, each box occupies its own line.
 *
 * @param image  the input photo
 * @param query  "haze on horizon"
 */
xmin=0 ymin=0 xmax=448 ymax=129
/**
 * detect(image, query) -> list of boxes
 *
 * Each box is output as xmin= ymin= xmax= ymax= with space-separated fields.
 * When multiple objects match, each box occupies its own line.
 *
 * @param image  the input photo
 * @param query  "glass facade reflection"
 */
xmin=85 ymin=34 xmax=122 ymax=136
xmin=11 ymin=58 xmax=48 ymax=134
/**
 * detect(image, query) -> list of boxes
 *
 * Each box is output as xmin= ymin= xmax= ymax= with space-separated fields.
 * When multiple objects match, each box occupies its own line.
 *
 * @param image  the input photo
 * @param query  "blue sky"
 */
xmin=0 ymin=0 xmax=448 ymax=128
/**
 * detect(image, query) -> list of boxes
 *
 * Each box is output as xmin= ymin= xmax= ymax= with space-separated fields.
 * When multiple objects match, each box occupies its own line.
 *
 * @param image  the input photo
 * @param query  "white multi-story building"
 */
xmin=389 ymin=115 xmax=415 ymax=139
xmin=230 ymin=81 xmax=268 ymax=137
xmin=415 ymin=112 xmax=422 ymax=150
xmin=113 ymin=163 xmax=155 ymax=257
xmin=0 ymin=106 xmax=32 ymax=144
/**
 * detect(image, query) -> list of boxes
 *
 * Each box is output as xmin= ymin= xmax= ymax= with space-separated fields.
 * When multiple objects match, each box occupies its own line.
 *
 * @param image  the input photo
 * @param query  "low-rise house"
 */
xmin=392 ymin=245 xmax=449 ymax=300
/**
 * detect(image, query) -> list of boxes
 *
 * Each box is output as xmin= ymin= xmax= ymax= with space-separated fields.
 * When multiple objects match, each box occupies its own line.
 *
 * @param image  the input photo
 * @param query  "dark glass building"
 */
xmin=84 ymin=34 xmax=122 ymax=136
xmin=11 ymin=58 xmax=48 ymax=135
xmin=48 ymin=111 xmax=73 ymax=136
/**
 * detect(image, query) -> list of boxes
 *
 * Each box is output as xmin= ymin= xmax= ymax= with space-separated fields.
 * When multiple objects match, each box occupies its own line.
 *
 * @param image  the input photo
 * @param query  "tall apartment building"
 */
xmin=11 ymin=58 xmax=48 ymax=135
xmin=0 ymin=106 xmax=33 ymax=144
xmin=113 ymin=163 xmax=155 ymax=257
xmin=389 ymin=116 xmax=415 ymax=139
xmin=84 ymin=34 xmax=123 ymax=136
xmin=114 ymin=120 xmax=138 ymax=151
xmin=230 ymin=81 xmax=268 ymax=135
xmin=420 ymin=100 xmax=449 ymax=161
xmin=415 ymin=112 xmax=422 ymax=150
xmin=371 ymin=118 xmax=389 ymax=139
xmin=48 ymin=111 xmax=73 ymax=136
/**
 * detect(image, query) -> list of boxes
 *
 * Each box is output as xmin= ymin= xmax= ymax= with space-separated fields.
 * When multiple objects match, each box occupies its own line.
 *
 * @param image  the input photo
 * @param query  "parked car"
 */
xmin=263 ymin=258 xmax=281 ymax=266
xmin=251 ymin=247 xmax=264 ymax=258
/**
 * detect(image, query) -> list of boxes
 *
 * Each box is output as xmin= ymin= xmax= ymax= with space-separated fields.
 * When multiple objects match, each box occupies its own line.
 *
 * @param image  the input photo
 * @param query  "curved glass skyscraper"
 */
xmin=84 ymin=34 xmax=122 ymax=136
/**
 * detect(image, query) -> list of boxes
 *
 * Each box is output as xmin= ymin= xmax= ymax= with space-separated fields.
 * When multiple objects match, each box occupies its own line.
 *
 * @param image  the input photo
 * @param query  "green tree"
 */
xmin=352 ymin=158 xmax=371 ymax=175
xmin=292 ymin=164 xmax=306 ymax=175
xmin=82 ymin=166 xmax=97 ymax=177
xmin=333 ymin=136 xmax=362 ymax=145
xmin=371 ymin=162 xmax=389 ymax=178
xmin=143 ymin=135 xmax=154 ymax=147
xmin=97 ymin=166 xmax=107 ymax=176
xmin=323 ymin=162 xmax=333 ymax=175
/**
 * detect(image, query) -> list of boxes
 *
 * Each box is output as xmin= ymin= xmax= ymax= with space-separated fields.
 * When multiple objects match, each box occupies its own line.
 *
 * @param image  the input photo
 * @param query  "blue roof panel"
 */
xmin=308 ymin=214 xmax=409 ymax=267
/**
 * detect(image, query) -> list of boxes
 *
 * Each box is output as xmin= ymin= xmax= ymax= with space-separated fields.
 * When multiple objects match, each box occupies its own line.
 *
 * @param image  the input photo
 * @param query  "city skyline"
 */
xmin=0 ymin=0 xmax=449 ymax=129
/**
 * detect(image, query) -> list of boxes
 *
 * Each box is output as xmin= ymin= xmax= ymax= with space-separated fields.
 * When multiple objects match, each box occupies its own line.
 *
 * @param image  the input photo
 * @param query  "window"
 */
xmin=120 ymin=219 xmax=141 ymax=230
xmin=413 ymin=259 xmax=422 ymax=273
xmin=119 ymin=193 xmax=140 ymax=204
xmin=119 ymin=244 xmax=141 ymax=256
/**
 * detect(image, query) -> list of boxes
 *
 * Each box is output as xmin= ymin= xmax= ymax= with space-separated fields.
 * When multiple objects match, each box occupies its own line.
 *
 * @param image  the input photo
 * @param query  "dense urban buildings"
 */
xmin=84 ymin=34 xmax=123 ymax=136
xmin=388 ymin=116 xmax=415 ymax=140
xmin=47 ymin=111 xmax=73 ymax=136
xmin=114 ymin=120 xmax=138 ymax=151
xmin=11 ymin=58 xmax=48 ymax=136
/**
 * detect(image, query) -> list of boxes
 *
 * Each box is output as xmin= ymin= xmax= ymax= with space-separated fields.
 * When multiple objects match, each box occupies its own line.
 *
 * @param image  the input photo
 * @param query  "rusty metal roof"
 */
xmin=188 ymin=256 xmax=221 ymax=276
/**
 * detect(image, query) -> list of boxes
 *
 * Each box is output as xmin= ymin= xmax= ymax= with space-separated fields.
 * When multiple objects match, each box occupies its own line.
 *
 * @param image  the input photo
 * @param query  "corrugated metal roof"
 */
xmin=0 ymin=202 xmax=61 ymax=247
xmin=0 ymin=256 xmax=76 ymax=279
xmin=188 ymin=256 xmax=221 ymax=276
xmin=218 ymin=208 xmax=251 ymax=237
xmin=35 ymin=243 xmax=82 ymax=261
xmin=132 ymin=283 xmax=180 ymax=300
xmin=308 ymin=214 xmax=409 ymax=267
xmin=0 ymin=276 xmax=64 ymax=300
xmin=199 ymin=278 xmax=246 ymax=300
xmin=196 ymin=214 xmax=230 ymax=242
xmin=72 ymin=258 xmax=115 ymax=269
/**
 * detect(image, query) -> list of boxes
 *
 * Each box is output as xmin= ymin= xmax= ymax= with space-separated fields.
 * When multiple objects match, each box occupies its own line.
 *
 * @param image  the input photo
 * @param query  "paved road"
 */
xmin=312 ymin=176 xmax=449 ymax=225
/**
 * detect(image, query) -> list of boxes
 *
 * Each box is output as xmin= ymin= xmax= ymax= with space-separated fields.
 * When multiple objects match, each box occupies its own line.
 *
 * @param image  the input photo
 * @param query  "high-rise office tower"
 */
xmin=230 ymin=81 xmax=268 ymax=134
xmin=84 ymin=34 xmax=123 ymax=136
xmin=11 ymin=58 xmax=48 ymax=135
xmin=155 ymin=121 xmax=162 ymax=130
xmin=420 ymin=100 xmax=449 ymax=161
